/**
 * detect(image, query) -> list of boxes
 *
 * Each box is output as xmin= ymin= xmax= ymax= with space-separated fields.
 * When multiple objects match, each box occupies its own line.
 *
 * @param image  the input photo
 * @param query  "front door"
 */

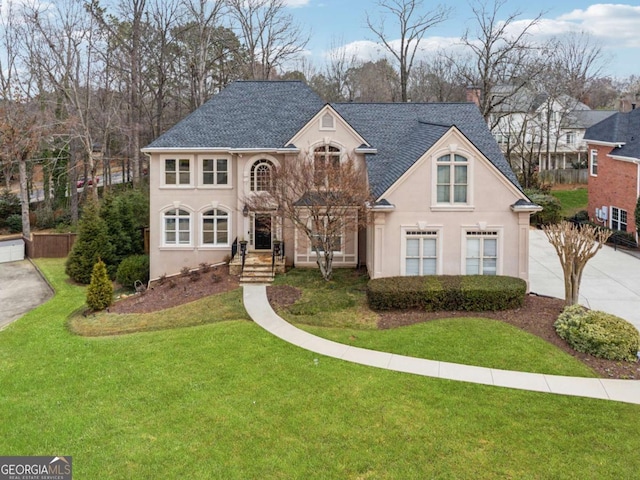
xmin=254 ymin=214 xmax=272 ymax=250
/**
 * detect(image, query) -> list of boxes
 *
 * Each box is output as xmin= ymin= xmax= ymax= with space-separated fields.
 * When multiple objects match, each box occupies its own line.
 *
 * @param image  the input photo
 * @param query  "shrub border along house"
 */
xmin=366 ymin=275 xmax=526 ymax=312
xmin=554 ymin=305 xmax=640 ymax=362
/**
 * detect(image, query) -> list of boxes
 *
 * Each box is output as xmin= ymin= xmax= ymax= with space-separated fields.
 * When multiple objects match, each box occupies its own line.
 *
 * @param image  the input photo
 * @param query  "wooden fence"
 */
xmin=24 ymin=233 xmax=77 ymax=258
xmin=539 ymin=169 xmax=588 ymax=185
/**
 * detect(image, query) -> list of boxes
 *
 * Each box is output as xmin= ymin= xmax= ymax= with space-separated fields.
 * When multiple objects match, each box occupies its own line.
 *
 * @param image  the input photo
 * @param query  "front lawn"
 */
xmin=1 ymin=260 xmax=639 ymax=478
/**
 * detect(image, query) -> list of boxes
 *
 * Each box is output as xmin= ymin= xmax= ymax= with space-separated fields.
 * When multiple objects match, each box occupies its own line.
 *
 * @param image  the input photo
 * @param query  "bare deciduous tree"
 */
xmin=366 ymin=0 xmax=451 ymax=102
xmin=543 ymin=221 xmax=612 ymax=305
xmin=244 ymin=153 xmax=371 ymax=281
xmin=226 ymin=0 xmax=308 ymax=80
xmin=455 ymin=0 xmax=546 ymax=127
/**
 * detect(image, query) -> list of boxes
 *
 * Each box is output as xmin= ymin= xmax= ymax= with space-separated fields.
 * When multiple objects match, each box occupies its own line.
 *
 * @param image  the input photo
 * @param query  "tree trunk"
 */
xmin=18 ymin=158 xmax=31 ymax=239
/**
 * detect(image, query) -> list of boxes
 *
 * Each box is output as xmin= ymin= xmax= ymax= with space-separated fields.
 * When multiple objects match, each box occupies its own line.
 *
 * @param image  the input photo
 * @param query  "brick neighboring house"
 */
xmin=142 ymin=81 xmax=540 ymax=283
xmin=584 ymin=107 xmax=640 ymax=238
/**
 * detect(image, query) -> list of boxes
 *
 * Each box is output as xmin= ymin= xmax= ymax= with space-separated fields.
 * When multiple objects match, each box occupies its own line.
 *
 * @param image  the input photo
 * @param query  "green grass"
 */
xmin=2 ymin=260 xmax=640 ymax=478
xmin=551 ymin=187 xmax=588 ymax=218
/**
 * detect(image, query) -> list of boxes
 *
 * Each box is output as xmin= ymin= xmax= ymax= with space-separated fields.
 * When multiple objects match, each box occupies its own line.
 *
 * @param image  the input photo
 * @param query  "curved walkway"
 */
xmin=243 ymin=285 xmax=640 ymax=405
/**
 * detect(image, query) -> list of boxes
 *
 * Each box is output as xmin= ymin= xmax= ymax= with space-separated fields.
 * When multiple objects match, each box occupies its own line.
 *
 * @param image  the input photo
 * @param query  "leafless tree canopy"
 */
xmin=366 ymin=0 xmax=451 ymax=102
xmin=244 ymin=153 xmax=371 ymax=280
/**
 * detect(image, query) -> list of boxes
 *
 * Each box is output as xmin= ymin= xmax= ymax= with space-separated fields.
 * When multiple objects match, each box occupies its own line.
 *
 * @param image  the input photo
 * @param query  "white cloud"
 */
xmin=284 ymin=0 xmax=311 ymax=7
xmin=556 ymin=3 xmax=640 ymax=47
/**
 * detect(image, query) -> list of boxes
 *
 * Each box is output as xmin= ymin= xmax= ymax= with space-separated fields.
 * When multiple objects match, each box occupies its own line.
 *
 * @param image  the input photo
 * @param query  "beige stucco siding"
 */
xmin=367 ymin=129 xmax=530 ymax=283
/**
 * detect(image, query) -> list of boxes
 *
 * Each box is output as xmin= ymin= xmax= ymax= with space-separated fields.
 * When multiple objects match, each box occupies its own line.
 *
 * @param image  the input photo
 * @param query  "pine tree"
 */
xmin=65 ymin=199 xmax=115 ymax=284
xmin=86 ymin=259 xmax=113 ymax=311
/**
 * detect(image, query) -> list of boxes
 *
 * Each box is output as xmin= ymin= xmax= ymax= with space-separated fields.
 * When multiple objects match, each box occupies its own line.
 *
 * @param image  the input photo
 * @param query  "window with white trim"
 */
xmin=404 ymin=230 xmax=437 ymax=276
xmin=250 ymin=159 xmax=274 ymax=192
xmin=611 ymin=207 xmax=627 ymax=232
xmin=437 ymin=154 xmax=468 ymax=204
xmin=202 ymin=158 xmax=228 ymax=186
xmin=202 ymin=209 xmax=229 ymax=245
xmin=466 ymin=231 xmax=498 ymax=275
xmin=314 ymin=144 xmax=341 ymax=186
xmin=310 ymin=216 xmax=342 ymax=253
xmin=565 ymin=132 xmax=575 ymax=145
xmin=164 ymin=208 xmax=191 ymax=245
xmin=165 ymin=158 xmax=190 ymax=185
xmin=590 ymin=149 xmax=598 ymax=176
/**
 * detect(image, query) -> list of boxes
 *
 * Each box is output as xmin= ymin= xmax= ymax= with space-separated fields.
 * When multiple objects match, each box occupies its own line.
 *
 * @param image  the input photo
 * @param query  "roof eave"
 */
xmin=141 ymin=147 xmax=301 ymax=154
xmin=583 ymin=139 xmax=625 ymax=148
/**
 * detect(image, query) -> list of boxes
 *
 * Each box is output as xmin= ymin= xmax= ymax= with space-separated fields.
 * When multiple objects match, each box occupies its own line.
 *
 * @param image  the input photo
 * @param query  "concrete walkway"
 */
xmin=243 ymin=285 xmax=640 ymax=405
xmin=0 ymin=259 xmax=53 ymax=330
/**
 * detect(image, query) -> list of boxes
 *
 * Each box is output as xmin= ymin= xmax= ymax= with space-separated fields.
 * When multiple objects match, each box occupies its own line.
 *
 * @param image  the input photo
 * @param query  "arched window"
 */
xmin=201 ymin=209 xmax=229 ymax=246
xmin=164 ymin=208 xmax=191 ymax=245
xmin=313 ymin=145 xmax=341 ymax=186
xmin=436 ymin=153 xmax=468 ymax=204
xmin=250 ymin=159 xmax=274 ymax=191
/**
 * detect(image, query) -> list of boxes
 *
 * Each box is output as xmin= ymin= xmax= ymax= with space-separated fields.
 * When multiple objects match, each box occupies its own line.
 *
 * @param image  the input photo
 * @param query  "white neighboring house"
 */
xmin=482 ymin=86 xmax=616 ymax=173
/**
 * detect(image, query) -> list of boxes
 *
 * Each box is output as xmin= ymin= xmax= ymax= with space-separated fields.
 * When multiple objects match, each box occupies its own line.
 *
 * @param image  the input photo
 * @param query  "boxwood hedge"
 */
xmin=554 ymin=305 xmax=640 ymax=362
xmin=366 ymin=275 xmax=526 ymax=312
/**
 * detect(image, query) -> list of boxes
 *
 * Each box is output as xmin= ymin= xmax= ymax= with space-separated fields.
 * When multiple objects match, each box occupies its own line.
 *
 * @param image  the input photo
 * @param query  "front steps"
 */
xmin=229 ymin=252 xmax=286 ymax=283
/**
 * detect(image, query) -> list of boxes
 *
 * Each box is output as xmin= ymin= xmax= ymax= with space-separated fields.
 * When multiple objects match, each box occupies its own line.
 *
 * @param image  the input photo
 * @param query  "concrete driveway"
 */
xmin=0 ymin=260 xmax=53 ymax=330
xmin=529 ymin=229 xmax=640 ymax=331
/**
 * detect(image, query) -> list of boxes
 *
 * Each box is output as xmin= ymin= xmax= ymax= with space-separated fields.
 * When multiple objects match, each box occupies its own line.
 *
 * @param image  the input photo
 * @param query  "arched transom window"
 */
xmin=250 ymin=159 xmax=275 ymax=192
xmin=202 ymin=209 xmax=229 ymax=246
xmin=313 ymin=145 xmax=341 ymax=185
xmin=164 ymin=208 xmax=191 ymax=245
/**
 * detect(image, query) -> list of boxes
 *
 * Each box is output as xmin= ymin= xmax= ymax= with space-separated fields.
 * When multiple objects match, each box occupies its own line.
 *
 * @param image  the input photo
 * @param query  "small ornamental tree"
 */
xmin=244 ymin=151 xmax=371 ymax=281
xmin=543 ymin=221 xmax=612 ymax=305
xmin=65 ymin=199 xmax=115 ymax=284
xmin=86 ymin=259 xmax=113 ymax=311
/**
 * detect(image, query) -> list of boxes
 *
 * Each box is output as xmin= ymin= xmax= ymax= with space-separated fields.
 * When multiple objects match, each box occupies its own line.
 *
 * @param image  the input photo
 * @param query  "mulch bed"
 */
xmin=108 ymin=269 xmax=639 ymax=379
xmin=109 ymin=265 xmax=239 ymax=314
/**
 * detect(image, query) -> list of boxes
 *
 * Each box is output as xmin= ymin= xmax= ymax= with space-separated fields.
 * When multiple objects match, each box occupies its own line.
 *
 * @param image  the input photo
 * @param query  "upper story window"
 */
xmin=590 ymin=149 xmax=598 ymax=176
xmin=250 ymin=159 xmax=274 ymax=192
xmin=202 ymin=158 xmax=229 ymax=186
xmin=202 ymin=208 xmax=229 ymax=245
xmin=164 ymin=158 xmax=190 ymax=185
xmin=164 ymin=208 xmax=191 ymax=246
xmin=436 ymin=154 xmax=468 ymax=204
xmin=565 ymin=132 xmax=575 ymax=145
xmin=314 ymin=145 xmax=341 ymax=186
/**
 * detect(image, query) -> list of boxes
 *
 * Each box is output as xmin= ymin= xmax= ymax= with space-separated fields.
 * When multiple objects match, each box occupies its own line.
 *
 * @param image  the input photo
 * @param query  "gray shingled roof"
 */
xmin=332 ymin=102 xmax=520 ymax=198
xmin=145 ymin=81 xmax=324 ymax=149
xmin=584 ymin=108 xmax=640 ymax=159
xmin=563 ymin=109 xmax=617 ymax=129
xmin=144 ymin=80 xmax=521 ymax=199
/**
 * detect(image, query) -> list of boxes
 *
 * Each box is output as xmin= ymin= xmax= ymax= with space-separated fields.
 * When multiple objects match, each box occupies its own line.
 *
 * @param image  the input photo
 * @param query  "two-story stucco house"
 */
xmin=142 ymin=80 xmax=539 ymax=283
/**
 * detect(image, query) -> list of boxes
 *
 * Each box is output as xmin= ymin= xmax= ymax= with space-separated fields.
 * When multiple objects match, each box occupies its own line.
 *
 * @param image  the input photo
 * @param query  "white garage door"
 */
xmin=0 ymin=239 xmax=25 ymax=263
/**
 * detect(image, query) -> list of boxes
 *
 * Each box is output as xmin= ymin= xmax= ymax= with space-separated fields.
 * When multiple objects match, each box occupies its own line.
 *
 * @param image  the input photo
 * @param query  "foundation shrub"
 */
xmin=367 ymin=275 xmax=526 ymax=311
xmin=554 ymin=305 xmax=640 ymax=362
xmin=116 ymin=255 xmax=150 ymax=289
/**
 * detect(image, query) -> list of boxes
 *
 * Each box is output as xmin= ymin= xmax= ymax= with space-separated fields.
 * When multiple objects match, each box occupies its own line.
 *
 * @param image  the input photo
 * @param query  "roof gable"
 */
xmin=332 ymin=102 xmax=519 ymax=198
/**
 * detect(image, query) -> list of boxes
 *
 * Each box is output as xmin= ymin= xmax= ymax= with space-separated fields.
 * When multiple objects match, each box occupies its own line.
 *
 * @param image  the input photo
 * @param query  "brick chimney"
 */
xmin=466 ymin=86 xmax=481 ymax=108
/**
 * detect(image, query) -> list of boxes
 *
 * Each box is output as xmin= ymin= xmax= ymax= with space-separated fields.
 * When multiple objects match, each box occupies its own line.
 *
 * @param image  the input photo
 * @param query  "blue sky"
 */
xmin=284 ymin=1 xmax=640 ymax=78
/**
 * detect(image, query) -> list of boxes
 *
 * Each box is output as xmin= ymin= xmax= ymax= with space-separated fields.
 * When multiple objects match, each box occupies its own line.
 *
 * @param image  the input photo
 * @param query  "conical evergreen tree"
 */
xmin=86 ymin=259 xmax=113 ymax=311
xmin=65 ymin=199 xmax=115 ymax=284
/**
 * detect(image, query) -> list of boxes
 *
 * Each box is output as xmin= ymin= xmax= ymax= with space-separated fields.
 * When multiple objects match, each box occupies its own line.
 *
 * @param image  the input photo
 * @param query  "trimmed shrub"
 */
xmin=115 ymin=255 xmax=150 ymax=289
xmin=86 ymin=259 xmax=113 ymax=311
xmin=6 ymin=214 xmax=22 ymax=233
xmin=554 ymin=305 xmax=640 ymax=362
xmin=367 ymin=275 xmax=526 ymax=312
xmin=526 ymin=191 xmax=562 ymax=226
